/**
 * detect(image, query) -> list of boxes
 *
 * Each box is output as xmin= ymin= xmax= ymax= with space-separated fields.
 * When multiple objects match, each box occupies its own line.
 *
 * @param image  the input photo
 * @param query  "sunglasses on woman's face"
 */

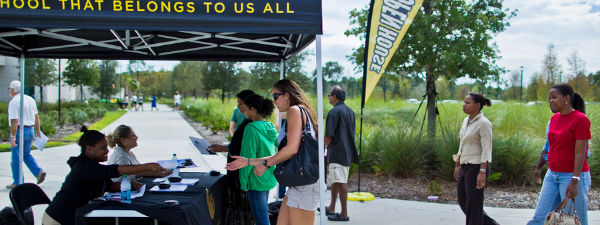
xmin=272 ymin=92 xmax=286 ymax=100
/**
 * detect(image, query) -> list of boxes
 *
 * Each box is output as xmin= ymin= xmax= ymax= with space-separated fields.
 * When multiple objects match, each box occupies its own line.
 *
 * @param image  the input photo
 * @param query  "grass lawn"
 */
xmin=62 ymin=110 xmax=127 ymax=142
xmin=0 ymin=141 xmax=70 ymax=152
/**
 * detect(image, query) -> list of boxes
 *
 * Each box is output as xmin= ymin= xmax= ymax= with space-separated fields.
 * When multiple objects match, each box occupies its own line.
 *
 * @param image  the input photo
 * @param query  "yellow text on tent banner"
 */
xmin=364 ymin=0 xmax=424 ymax=103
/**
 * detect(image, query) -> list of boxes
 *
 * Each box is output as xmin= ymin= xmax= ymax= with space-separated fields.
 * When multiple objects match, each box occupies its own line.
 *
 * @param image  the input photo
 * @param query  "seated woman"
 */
xmin=239 ymin=94 xmax=278 ymax=225
xmin=43 ymin=126 xmax=166 ymax=225
xmin=106 ymin=125 xmax=172 ymax=181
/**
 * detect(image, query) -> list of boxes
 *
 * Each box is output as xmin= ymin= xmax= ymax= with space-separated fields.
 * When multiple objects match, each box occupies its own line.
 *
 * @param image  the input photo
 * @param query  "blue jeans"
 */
xmin=248 ymin=190 xmax=270 ymax=225
xmin=278 ymin=184 xmax=287 ymax=198
xmin=11 ymin=127 xmax=42 ymax=185
xmin=527 ymin=170 xmax=591 ymax=225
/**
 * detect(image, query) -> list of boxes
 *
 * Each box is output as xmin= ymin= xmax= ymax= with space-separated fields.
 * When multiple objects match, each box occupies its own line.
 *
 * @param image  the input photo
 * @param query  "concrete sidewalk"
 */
xmin=0 ymin=103 xmax=597 ymax=225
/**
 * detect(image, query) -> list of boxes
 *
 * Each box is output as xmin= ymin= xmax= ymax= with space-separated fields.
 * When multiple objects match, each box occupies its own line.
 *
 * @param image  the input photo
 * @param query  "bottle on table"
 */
xmin=121 ymin=175 xmax=131 ymax=203
xmin=172 ymin=154 xmax=177 ymax=161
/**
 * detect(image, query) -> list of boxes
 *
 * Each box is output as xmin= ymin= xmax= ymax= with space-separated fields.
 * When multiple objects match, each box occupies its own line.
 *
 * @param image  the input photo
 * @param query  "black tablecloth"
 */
xmin=75 ymin=172 xmax=226 ymax=225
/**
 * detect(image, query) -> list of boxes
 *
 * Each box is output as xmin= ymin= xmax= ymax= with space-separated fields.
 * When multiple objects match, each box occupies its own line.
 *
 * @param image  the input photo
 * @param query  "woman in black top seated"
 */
xmin=209 ymin=89 xmax=255 ymax=225
xmin=43 ymin=126 xmax=166 ymax=225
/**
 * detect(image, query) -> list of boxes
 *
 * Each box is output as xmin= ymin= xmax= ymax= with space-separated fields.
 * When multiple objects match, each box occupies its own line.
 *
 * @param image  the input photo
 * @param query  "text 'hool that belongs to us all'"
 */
xmin=0 ymin=0 xmax=295 ymax=14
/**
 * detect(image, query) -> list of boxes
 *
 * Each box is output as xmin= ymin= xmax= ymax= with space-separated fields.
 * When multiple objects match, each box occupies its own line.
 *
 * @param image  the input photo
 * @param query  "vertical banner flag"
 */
xmin=362 ymin=0 xmax=424 ymax=104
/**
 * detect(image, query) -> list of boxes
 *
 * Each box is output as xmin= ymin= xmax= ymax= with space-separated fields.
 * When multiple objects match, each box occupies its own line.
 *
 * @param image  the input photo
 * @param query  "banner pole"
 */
xmin=18 ymin=53 xmax=25 ymax=185
xmin=358 ymin=0 xmax=376 ymax=194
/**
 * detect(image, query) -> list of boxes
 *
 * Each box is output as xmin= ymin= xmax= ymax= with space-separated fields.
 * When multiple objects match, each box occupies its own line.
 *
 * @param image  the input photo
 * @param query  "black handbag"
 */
xmin=274 ymin=106 xmax=320 ymax=187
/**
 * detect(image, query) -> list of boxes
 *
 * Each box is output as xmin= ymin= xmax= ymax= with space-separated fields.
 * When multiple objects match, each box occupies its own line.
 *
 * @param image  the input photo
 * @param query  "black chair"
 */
xmin=9 ymin=183 xmax=51 ymax=225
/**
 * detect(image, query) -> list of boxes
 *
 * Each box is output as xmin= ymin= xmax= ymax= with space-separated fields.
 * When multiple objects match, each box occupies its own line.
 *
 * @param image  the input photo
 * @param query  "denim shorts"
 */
xmin=285 ymin=180 xmax=320 ymax=211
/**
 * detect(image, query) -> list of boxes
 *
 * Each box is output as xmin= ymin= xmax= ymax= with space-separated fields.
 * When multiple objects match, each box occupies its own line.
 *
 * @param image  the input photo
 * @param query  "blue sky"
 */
xmin=119 ymin=0 xmax=600 ymax=87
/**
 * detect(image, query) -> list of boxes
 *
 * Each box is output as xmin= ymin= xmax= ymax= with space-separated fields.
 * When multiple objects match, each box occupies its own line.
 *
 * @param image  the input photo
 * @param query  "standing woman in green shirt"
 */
xmin=239 ymin=94 xmax=278 ymax=225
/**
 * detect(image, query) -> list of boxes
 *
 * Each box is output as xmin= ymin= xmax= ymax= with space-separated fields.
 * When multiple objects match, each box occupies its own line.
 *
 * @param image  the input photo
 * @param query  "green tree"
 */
xmin=346 ymin=0 xmax=515 ymax=137
xmin=169 ymin=61 xmax=204 ymax=98
xmin=249 ymin=51 xmax=312 ymax=95
xmin=128 ymin=60 xmax=147 ymax=81
xmin=202 ymin=61 xmax=240 ymax=103
xmin=25 ymin=59 xmax=57 ymax=113
xmin=313 ymin=61 xmax=345 ymax=95
xmin=92 ymin=60 xmax=120 ymax=101
xmin=63 ymin=59 xmax=99 ymax=102
xmin=566 ymin=49 xmax=586 ymax=78
xmin=128 ymin=79 xmax=140 ymax=94
xmin=541 ymin=43 xmax=563 ymax=86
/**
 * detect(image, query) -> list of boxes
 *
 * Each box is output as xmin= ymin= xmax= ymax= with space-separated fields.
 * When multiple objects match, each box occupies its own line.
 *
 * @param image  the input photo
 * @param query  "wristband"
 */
xmin=10 ymin=135 xmax=15 ymax=138
xmin=572 ymin=176 xmax=580 ymax=181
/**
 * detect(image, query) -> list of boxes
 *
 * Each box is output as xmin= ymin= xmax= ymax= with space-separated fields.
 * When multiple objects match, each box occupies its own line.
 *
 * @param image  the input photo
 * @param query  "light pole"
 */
xmin=520 ymin=66 xmax=524 ymax=102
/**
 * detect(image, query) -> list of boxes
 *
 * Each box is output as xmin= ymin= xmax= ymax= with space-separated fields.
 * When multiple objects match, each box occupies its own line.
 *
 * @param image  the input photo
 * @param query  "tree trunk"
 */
xmin=426 ymin=70 xmax=437 ymax=139
xmin=40 ymin=86 xmax=44 ymax=113
xmin=80 ymin=84 xmax=85 ymax=103
xmin=221 ymin=89 xmax=225 ymax=104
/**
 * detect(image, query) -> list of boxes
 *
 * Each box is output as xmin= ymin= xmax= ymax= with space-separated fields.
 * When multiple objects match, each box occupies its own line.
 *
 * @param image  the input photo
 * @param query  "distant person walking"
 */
xmin=528 ymin=84 xmax=592 ymax=225
xmin=6 ymin=80 xmax=46 ymax=189
xmin=123 ymin=94 xmax=129 ymax=110
xmin=173 ymin=91 xmax=181 ymax=111
xmin=151 ymin=93 xmax=158 ymax=111
xmin=320 ymin=86 xmax=359 ymax=221
xmin=131 ymin=94 xmax=138 ymax=111
xmin=454 ymin=92 xmax=498 ymax=225
xmin=138 ymin=94 xmax=144 ymax=111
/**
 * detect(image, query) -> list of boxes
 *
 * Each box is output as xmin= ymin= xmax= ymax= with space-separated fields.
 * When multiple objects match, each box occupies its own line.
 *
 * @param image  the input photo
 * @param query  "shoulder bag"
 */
xmin=544 ymin=198 xmax=581 ymax=225
xmin=274 ymin=106 xmax=319 ymax=187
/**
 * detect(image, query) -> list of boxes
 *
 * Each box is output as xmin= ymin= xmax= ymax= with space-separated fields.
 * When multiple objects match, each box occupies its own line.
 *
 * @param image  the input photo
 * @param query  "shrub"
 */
xmin=427 ymin=180 xmax=442 ymax=196
xmin=433 ymin=121 xmax=462 ymax=181
xmin=38 ymin=114 xmax=56 ymax=136
xmin=491 ymin=134 xmax=540 ymax=185
xmin=69 ymin=110 xmax=89 ymax=125
xmin=0 ymin=114 xmax=10 ymax=140
xmin=364 ymin=124 xmax=429 ymax=177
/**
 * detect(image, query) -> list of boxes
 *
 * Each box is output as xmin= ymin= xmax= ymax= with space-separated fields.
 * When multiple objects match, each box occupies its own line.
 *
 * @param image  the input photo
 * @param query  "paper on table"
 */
xmin=33 ymin=132 xmax=48 ymax=151
xmin=157 ymin=159 xmax=197 ymax=168
xmin=169 ymin=179 xmax=199 ymax=186
xmin=103 ymin=184 xmax=146 ymax=199
xmin=149 ymin=185 xmax=187 ymax=192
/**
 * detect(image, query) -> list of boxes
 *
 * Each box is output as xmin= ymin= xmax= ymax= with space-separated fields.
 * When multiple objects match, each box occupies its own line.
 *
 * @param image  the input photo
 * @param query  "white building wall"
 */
xmin=0 ymin=56 xmax=104 ymax=103
xmin=0 ymin=56 xmax=20 ymax=101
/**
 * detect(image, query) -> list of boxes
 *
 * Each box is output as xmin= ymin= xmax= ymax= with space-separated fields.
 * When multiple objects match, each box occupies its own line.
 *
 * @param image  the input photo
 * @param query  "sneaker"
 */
xmin=328 ymin=213 xmax=349 ymax=221
xmin=37 ymin=171 xmax=46 ymax=184
xmin=6 ymin=184 xmax=16 ymax=189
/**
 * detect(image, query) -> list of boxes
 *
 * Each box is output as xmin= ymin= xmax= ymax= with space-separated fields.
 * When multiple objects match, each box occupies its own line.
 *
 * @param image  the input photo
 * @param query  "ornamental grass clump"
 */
xmin=491 ymin=134 xmax=540 ymax=185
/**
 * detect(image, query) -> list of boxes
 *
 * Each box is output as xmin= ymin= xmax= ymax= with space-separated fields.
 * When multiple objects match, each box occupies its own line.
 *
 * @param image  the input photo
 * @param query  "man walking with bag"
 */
xmin=321 ymin=86 xmax=359 ymax=221
xmin=6 ymin=81 xmax=46 ymax=189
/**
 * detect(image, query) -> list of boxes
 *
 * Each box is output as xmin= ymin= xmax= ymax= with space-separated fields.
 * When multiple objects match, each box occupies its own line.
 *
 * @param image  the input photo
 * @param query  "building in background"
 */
xmin=0 ymin=56 xmax=101 ymax=102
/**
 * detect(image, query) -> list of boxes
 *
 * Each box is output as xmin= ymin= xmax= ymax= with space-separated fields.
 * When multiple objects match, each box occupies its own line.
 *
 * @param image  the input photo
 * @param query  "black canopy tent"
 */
xmin=0 ymin=0 xmax=328 ymax=223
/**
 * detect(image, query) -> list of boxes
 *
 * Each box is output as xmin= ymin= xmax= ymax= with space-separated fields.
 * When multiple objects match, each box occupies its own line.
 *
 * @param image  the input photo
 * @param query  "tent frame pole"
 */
xmin=18 ymin=53 xmax=25 ymax=185
xmin=276 ymin=58 xmax=285 ymax=201
xmin=316 ymin=35 xmax=326 ymax=225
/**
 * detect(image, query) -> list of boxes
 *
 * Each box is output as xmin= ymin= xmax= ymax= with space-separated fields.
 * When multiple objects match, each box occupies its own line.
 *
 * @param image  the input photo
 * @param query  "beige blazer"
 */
xmin=456 ymin=112 xmax=493 ymax=164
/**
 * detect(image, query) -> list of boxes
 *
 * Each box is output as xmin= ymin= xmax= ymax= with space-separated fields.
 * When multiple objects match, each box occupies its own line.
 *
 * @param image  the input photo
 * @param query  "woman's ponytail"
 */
xmin=262 ymin=98 xmax=274 ymax=118
xmin=572 ymin=92 xmax=586 ymax=114
xmin=244 ymin=94 xmax=274 ymax=118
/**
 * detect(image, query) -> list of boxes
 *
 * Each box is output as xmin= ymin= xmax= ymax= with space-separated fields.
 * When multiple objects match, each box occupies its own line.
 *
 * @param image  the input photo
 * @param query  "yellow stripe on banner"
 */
xmin=364 ymin=0 xmax=424 ymax=103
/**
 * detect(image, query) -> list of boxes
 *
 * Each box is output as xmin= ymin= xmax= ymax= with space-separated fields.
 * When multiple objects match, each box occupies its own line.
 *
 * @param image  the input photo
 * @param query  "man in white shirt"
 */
xmin=173 ymin=91 xmax=181 ymax=111
xmin=7 ymin=81 xmax=45 ymax=189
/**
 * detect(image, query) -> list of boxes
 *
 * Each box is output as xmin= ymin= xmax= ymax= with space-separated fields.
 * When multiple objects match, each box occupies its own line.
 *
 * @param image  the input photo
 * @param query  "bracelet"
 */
xmin=248 ymin=158 xmax=250 ymax=166
xmin=572 ymin=176 xmax=580 ymax=181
